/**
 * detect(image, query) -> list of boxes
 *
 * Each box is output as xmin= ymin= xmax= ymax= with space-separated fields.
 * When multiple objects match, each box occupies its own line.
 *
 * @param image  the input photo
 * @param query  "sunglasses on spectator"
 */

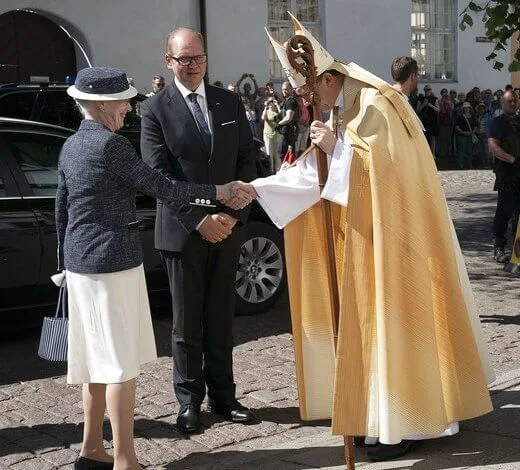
xmin=167 ymin=54 xmax=207 ymax=66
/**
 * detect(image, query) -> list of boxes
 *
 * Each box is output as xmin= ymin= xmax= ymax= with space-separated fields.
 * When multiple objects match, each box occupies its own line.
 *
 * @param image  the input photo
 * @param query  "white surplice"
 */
xmin=252 ymin=91 xmax=353 ymax=228
xmin=252 ymin=139 xmax=353 ymax=228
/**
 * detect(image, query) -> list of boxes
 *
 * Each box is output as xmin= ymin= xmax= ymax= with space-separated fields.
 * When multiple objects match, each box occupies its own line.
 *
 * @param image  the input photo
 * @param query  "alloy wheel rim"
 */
xmin=236 ymin=236 xmax=283 ymax=304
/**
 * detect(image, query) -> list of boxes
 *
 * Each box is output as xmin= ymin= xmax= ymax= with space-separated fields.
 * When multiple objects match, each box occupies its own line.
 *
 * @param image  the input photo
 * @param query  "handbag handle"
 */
xmin=54 ymin=282 xmax=68 ymax=319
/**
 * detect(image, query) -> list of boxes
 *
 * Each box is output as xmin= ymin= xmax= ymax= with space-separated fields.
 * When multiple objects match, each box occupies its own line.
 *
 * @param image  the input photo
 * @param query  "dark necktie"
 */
xmin=188 ymin=93 xmax=212 ymax=152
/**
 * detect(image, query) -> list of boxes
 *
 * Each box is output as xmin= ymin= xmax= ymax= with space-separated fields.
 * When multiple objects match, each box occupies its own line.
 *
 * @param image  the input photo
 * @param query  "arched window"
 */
xmin=411 ymin=0 xmax=457 ymax=81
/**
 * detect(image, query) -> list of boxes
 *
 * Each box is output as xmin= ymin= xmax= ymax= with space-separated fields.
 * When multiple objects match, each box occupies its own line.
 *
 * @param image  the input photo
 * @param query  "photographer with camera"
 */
xmin=417 ymin=85 xmax=440 ymax=157
xmin=275 ymin=81 xmax=300 ymax=164
xmin=262 ymin=95 xmax=282 ymax=172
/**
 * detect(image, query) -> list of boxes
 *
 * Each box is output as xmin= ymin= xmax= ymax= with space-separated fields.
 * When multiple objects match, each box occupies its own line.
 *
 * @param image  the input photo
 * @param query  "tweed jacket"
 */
xmin=56 ymin=120 xmax=215 ymax=274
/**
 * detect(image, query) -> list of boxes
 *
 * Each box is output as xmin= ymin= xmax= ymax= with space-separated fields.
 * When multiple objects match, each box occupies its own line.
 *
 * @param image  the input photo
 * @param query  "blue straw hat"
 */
xmin=67 ymin=67 xmax=137 ymax=101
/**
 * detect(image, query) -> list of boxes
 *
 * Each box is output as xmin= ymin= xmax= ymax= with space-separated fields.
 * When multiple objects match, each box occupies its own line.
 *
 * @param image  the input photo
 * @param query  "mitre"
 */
xmin=265 ymin=13 xmax=335 ymax=87
xmin=288 ymin=11 xmax=334 ymax=76
xmin=265 ymin=28 xmax=306 ymax=88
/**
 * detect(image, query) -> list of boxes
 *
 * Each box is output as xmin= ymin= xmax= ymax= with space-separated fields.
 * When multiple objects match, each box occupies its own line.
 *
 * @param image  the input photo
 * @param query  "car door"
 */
xmin=1 ymin=129 xmax=67 ymax=309
xmin=4 ymin=125 xmax=167 ymax=304
xmin=0 ymin=135 xmax=44 ymax=313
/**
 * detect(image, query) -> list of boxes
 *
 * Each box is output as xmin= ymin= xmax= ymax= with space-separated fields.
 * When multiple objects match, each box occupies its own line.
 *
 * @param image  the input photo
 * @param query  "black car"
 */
xmin=0 ymin=82 xmax=144 ymax=144
xmin=0 ymin=93 xmax=285 ymax=329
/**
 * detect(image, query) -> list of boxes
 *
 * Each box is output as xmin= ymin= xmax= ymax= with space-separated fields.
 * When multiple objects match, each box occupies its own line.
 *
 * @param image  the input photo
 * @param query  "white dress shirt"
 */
xmin=175 ymin=76 xmax=212 ymax=133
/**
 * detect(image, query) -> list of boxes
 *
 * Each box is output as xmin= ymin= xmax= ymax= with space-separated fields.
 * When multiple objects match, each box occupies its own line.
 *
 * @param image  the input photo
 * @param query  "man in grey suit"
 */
xmin=140 ymin=27 xmax=257 ymax=434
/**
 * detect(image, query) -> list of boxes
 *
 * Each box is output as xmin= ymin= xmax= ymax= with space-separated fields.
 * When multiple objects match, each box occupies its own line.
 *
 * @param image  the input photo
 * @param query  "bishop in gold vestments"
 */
xmin=251 ymin=16 xmax=494 ymax=446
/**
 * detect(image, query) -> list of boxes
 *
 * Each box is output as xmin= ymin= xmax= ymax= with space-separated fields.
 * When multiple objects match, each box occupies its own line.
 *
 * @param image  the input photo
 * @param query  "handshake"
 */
xmin=216 ymin=181 xmax=258 ymax=210
xmin=199 ymin=182 xmax=258 ymax=244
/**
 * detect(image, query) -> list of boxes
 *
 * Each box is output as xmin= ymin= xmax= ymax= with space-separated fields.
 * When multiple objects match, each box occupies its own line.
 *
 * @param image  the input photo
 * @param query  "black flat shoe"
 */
xmin=207 ymin=399 xmax=255 ymax=423
xmin=176 ymin=405 xmax=201 ymax=434
xmin=367 ymin=440 xmax=420 ymax=462
xmin=74 ymin=456 xmax=114 ymax=469
xmin=353 ymin=436 xmax=376 ymax=447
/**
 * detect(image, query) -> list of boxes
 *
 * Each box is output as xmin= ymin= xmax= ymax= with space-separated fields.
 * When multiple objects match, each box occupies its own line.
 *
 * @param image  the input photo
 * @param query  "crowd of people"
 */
xmin=223 ymin=78 xmax=311 ymax=173
xmin=410 ymin=83 xmax=520 ymax=171
xmin=142 ymin=71 xmax=520 ymax=177
xmin=139 ymin=62 xmax=520 ymax=267
xmin=140 ymin=73 xmax=311 ymax=174
xmin=391 ymin=56 xmax=519 ymax=264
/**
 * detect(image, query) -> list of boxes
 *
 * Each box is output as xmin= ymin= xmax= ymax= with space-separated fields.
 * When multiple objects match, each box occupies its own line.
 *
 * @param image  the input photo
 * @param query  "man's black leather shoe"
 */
xmin=367 ymin=440 xmax=420 ymax=462
xmin=207 ymin=399 xmax=254 ymax=423
xmin=176 ymin=405 xmax=201 ymax=434
xmin=494 ymin=246 xmax=510 ymax=263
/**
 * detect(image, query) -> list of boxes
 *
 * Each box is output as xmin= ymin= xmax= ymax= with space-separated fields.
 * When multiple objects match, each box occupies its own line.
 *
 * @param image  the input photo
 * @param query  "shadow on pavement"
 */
xmin=167 ymin=425 xmax=520 ymax=470
xmin=481 ymin=314 xmax=520 ymax=326
xmin=171 ymin=391 xmax=520 ymax=470
xmin=0 ymin=329 xmax=67 ymax=385
xmin=1 ymin=391 xmax=520 ymax=469
xmin=166 ymin=445 xmax=348 ymax=469
xmin=0 ymin=293 xmax=291 ymax=386
xmin=153 ymin=293 xmax=291 ymax=358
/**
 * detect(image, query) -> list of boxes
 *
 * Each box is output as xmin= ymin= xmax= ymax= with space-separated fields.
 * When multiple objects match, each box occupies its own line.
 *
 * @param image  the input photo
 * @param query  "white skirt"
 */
xmin=66 ymin=264 xmax=157 ymax=384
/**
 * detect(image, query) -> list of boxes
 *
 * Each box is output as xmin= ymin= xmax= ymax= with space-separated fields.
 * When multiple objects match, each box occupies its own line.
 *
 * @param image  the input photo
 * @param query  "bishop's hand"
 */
xmin=310 ymin=120 xmax=337 ymax=155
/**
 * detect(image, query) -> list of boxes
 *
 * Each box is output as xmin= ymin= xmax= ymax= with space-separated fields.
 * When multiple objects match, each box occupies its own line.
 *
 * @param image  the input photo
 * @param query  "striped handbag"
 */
xmin=38 ymin=285 xmax=68 ymax=361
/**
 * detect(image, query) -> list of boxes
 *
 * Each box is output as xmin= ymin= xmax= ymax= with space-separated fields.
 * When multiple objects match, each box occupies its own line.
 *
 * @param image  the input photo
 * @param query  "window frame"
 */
xmin=267 ymin=0 xmax=323 ymax=83
xmin=411 ymin=0 xmax=458 ymax=83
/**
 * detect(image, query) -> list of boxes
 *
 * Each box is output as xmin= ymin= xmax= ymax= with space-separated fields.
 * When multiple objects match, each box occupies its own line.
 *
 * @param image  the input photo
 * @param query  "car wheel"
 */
xmin=235 ymin=221 xmax=286 ymax=315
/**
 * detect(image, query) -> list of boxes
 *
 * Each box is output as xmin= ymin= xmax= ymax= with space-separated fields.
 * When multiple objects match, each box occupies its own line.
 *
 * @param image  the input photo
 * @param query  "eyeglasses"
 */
xmin=168 ymin=54 xmax=207 ymax=66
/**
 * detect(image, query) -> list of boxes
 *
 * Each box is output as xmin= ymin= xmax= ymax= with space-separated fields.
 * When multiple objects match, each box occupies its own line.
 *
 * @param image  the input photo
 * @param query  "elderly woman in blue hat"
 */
xmin=57 ymin=67 xmax=252 ymax=470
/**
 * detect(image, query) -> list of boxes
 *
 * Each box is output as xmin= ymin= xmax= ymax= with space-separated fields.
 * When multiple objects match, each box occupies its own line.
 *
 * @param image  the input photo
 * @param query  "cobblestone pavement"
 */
xmin=0 ymin=170 xmax=519 ymax=469
xmin=439 ymin=170 xmax=520 ymax=376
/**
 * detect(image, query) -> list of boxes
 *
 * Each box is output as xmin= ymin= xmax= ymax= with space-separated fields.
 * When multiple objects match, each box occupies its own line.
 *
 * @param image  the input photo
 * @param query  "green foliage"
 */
xmin=460 ymin=1 xmax=520 ymax=72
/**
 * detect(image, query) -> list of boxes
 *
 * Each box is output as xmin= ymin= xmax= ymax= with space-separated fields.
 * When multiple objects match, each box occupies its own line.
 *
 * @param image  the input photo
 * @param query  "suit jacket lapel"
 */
xmin=166 ymin=82 xmax=207 ymax=155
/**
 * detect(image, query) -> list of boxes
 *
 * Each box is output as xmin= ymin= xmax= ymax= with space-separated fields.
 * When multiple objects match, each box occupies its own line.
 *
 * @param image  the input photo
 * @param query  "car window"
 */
xmin=40 ymin=91 xmax=82 ymax=129
xmin=0 ymin=91 xmax=39 ymax=120
xmin=4 ymin=132 xmax=65 ymax=196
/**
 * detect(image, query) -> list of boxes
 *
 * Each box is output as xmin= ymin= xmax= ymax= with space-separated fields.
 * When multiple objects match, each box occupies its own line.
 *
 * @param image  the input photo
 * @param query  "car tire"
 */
xmin=235 ymin=221 xmax=286 ymax=315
